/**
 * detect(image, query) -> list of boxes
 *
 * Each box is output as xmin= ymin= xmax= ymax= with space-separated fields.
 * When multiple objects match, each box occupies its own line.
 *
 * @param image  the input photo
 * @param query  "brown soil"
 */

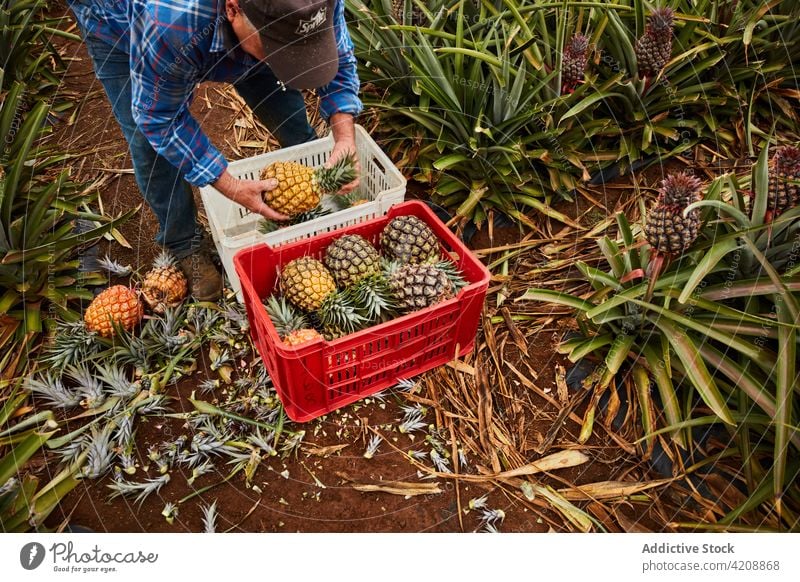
xmin=40 ymin=3 xmax=680 ymax=533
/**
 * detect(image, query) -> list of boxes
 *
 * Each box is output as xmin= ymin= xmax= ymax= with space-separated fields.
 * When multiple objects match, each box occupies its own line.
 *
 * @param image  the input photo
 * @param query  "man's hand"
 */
xmin=213 ymin=170 xmax=289 ymax=221
xmin=327 ymin=113 xmax=360 ymax=195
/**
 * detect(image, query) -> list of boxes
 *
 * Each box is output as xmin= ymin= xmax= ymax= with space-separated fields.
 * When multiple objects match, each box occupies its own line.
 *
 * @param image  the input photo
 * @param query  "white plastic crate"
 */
xmin=198 ymin=125 xmax=406 ymax=300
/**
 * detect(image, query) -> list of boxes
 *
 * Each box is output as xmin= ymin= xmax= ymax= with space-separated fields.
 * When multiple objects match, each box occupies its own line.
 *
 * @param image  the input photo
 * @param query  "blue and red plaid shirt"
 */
xmin=69 ymin=0 xmax=362 ymax=186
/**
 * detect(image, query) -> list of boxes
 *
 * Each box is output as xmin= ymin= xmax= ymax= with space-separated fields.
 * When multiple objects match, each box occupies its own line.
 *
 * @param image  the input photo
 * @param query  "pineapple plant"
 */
xmin=141 ymin=251 xmax=188 ymax=314
xmin=381 ymin=215 xmax=440 ymax=264
xmin=562 ymin=33 xmax=589 ymax=94
xmin=635 ymin=7 xmax=675 ymax=77
xmin=84 ymin=285 xmax=144 ymax=337
xmin=324 ymin=234 xmax=382 ymax=287
xmin=388 ymin=263 xmax=454 ymax=313
xmin=645 ymin=172 xmax=703 ymax=255
xmin=260 ymin=153 xmax=358 ymax=217
xmin=768 ymin=145 xmax=800 ymax=218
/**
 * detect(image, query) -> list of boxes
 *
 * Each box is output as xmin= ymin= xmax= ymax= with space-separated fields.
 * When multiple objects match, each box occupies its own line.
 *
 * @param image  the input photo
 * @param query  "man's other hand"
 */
xmin=327 ymin=113 xmax=360 ymax=195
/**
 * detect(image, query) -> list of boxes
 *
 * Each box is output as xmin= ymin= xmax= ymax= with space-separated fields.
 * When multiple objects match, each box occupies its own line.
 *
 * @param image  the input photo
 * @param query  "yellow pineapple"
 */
xmin=141 ymin=251 xmax=188 ymax=314
xmin=84 ymin=285 xmax=143 ymax=337
xmin=283 ymin=328 xmax=324 ymax=347
xmin=279 ymin=257 xmax=367 ymax=335
xmin=260 ymin=153 xmax=358 ymax=217
xmin=280 ymin=257 xmax=337 ymax=312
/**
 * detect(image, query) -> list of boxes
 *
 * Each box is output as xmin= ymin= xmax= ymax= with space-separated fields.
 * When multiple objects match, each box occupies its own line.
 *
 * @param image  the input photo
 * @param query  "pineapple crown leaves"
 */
xmin=657 ymin=172 xmax=703 ymax=207
xmin=330 ymin=189 xmax=372 ymax=210
xmin=98 ymin=254 xmax=133 ymax=277
xmin=66 ymin=363 xmax=106 ymax=408
xmin=96 ymin=363 xmax=139 ymax=401
xmin=201 ymin=499 xmax=219 ymax=533
xmin=315 ymin=151 xmax=358 ymax=194
xmin=258 ymin=206 xmax=332 ymax=234
xmin=350 ymin=273 xmax=398 ymax=322
xmin=565 ymin=33 xmax=590 ymax=56
xmin=264 ymin=295 xmax=308 ymax=337
xmin=433 ymin=259 xmax=468 ymax=294
xmin=107 ymin=473 xmax=171 ymax=507
xmin=80 ymin=425 xmax=116 ymax=480
xmin=41 ymin=321 xmax=100 ymax=370
xmin=25 ymin=372 xmax=82 ymax=409
xmin=318 ymin=289 xmax=368 ymax=335
xmin=648 ymin=7 xmax=675 ymax=31
xmin=363 ymin=434 xmax=382 ymax=459
xmin=141 ymin=306 xmax=191 ymax=354
xmin=151 ymin=249 xmax=180 ymax=270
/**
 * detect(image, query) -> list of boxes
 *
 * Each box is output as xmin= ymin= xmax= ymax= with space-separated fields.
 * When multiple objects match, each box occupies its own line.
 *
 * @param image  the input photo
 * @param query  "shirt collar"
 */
xmin=210 ymin=0 xmax=233 ymax=53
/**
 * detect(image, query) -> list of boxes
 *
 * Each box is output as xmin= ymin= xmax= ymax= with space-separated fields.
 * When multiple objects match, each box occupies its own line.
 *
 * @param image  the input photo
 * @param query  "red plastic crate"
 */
xmin=234 ymin=201 xmax=491 ymax=422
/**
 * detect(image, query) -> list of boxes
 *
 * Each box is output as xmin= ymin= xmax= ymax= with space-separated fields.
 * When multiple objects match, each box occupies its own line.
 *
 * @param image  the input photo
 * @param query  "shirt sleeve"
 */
xmin=317 ymin=0 xmax=363 ymax=120
xmin=129 ymin=7 xmax=228 ymax=187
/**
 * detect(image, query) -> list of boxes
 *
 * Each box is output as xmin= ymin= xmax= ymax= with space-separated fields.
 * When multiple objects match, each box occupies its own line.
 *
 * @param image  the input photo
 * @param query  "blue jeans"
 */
xmin=82 ymin=36 xmax=316 ymax=257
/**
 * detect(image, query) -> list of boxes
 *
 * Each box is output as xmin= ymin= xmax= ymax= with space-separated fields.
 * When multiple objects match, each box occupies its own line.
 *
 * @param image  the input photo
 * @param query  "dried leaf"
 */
xmin=303 ymin=443 xmax=349 ymax=457
xmin=558 ymin=479 xmax=674 ymax=501
xmin=349 ymin=482 xmax=441 ymax=496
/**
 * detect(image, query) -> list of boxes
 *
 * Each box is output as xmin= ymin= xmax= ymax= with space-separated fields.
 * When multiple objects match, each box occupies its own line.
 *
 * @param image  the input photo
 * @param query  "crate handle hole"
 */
xmin=371 ymin=159 xmax=386 ymax=174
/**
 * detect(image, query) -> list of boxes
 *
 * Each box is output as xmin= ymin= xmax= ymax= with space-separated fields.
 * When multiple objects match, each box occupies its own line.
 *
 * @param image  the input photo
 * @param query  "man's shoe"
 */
xmin=179 ymin=249 xmax=223 ymax=302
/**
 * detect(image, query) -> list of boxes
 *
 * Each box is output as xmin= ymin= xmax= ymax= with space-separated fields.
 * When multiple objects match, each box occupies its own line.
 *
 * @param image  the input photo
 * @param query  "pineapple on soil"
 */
xmin=381 ymin=215 xmax=439 ymax=264
xmin=84 ymin=285 xmax=144 ymax=337
xmin=141 ymin=251 xmax=188 ymax=314
xmin=769 ymin=145 xmax=800 ymax=217
xmin=260 ymin=153 xmax=358 ymax=217
xmin=562 ymin=34 xmax=589 ymax=94
xmin=635 ymin=7 xmax=674 ymax=77
xmin=645 ymin=172 xmax=703 ymax=255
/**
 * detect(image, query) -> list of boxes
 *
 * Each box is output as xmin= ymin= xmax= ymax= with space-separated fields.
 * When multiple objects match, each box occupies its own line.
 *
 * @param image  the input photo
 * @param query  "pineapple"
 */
xmin=562 ymin=34 xmax=589 ymax=94
xmin=283 ymin=328 xmax=324 ymax=346
xmin=381 ymin=215 xmax=440 ymax=264
xmin=645 ymin=172 xmax=703 ymax=255
xmin=389 ymin=263 xmax=453 ymax=313
xmin=260 ymin=153 xmax=358 ymax=217
xmin=280 ymin=257 xmax=337 ymax=312
xmin=141 ymin=251 xmax=188 ymax=314
xmin=769 ymin=145 xmax=800 ymax=217
xmin=635 ymin=7 xmax=674 ymax=77
xmin=392 ymin=0 xmax=423 ymax=26
xmin=324 ymin=234 xmax=381 ymax=288
xmin=84 ymin=285 xmax=144 ymax=337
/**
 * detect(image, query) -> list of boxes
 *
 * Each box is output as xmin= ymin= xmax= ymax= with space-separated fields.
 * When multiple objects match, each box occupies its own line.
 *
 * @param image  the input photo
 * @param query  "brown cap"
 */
xmin=240 ymin=0 xmax=338 ymax=90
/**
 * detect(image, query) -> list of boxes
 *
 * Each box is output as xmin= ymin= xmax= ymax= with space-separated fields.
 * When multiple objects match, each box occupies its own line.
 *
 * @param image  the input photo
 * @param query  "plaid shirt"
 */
xmin=69 ymin=0 xmax=362 ymax=186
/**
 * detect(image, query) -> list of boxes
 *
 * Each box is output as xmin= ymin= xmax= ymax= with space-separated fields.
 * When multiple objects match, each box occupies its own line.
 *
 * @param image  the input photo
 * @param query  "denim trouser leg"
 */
xmin=82 ymin=36 xmax=200 ymax=258
xmin=233 ymin=64 xmax=318 ymax=147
